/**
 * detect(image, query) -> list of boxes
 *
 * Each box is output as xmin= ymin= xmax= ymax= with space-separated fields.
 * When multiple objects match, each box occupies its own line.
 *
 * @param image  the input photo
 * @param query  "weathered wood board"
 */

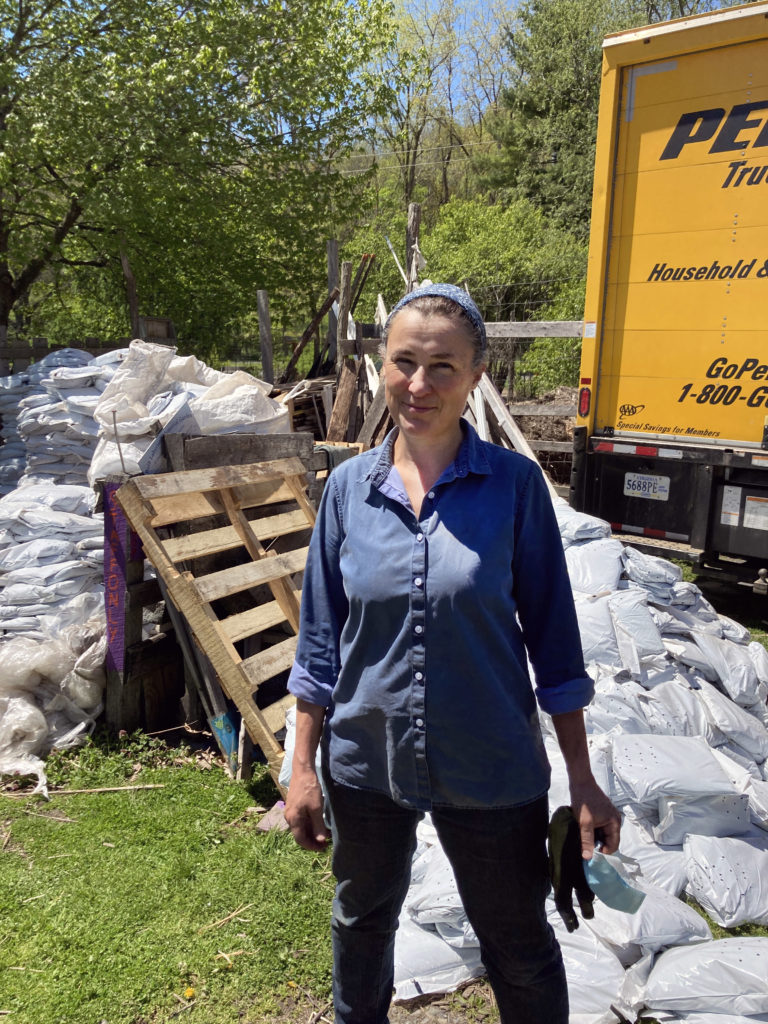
xmin=116 ymin=458 xmax=315 ymax=793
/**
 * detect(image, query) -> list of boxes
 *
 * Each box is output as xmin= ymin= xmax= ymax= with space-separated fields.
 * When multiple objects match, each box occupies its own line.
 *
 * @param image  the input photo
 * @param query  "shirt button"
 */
xmin=414 ymin=576 xmax=423 ymax=587
xmin=415 ymin=671 xmax=423 ymax=681
xmin=427 ymin=490 xmax=435 ymax=499
xmin=416 ymin=533 xmax=424 ymax=542
xmin=414 ymin=625 xmax=423 ymax=634
xmin=415 ymin=718 xmax=424 ymax=728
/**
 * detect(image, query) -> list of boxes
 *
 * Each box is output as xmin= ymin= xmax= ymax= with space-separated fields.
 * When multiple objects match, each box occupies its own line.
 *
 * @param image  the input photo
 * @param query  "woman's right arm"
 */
xmin=284 ymin=698 xmax=328 ymax=850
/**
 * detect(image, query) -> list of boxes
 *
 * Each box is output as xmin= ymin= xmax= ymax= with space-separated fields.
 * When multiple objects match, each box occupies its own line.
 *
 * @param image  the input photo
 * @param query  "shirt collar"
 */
xmin=364 ymin=419 xmax=492 ymax=488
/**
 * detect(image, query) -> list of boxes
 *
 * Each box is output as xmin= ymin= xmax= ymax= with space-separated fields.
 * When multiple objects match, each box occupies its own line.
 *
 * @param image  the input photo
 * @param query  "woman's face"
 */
xmin=384 ymin=307 xmax=484 ymax=446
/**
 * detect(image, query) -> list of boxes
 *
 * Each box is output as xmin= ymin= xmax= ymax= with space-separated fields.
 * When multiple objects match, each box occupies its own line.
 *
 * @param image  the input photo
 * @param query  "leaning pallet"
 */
xmin=116 ymin=457 xmax=316 ymax=794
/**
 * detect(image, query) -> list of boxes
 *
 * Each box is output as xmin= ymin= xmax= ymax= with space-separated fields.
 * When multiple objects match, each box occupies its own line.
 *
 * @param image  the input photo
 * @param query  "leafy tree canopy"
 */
xmin=0 ymin=0 xmax=395 ymax=353
xmin=484 ymin=0 xmax=755 ymax=238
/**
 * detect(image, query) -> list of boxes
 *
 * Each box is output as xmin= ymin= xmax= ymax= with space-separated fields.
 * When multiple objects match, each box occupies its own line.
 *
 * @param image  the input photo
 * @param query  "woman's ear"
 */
xmin=472 ymin=364 xmax=486 ymax=388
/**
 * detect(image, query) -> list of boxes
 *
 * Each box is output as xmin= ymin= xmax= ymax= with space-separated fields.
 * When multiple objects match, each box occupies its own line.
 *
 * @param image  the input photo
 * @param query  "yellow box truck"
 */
xmin=571 ymin=1 xmax=768 ymax=590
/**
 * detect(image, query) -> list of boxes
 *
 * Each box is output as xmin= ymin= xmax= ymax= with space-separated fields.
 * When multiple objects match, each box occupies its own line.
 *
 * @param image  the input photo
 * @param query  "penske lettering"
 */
xmin=660 ymin=101 xmax=768 ymax=160
xmin=721 ymin=160 xmax=768 ymax=188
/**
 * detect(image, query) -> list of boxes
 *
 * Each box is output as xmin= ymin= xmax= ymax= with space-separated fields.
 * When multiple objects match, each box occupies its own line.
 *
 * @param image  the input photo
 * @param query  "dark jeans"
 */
xmin=324 ymin=775 xmax=568 ymax=1024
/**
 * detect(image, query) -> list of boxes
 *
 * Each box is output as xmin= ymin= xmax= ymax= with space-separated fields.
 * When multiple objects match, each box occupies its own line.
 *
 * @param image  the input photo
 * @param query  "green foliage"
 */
xmin=484 ymin=0 xmax=640 ymax=237
xmin=485 ymin=0 xmax=752 ymax=238
xmin=0 ymin=0 xmax=396 ymax=355
xmin=518 ymin=277 xmax=586 ymax=394
xmin=422 ymin=196 xmax=586 ymax=321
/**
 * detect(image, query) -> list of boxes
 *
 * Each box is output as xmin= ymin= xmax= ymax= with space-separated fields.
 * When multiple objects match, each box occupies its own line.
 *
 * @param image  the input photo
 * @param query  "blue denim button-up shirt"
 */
xmin=288 ymin=422 xmax=593 ymax=811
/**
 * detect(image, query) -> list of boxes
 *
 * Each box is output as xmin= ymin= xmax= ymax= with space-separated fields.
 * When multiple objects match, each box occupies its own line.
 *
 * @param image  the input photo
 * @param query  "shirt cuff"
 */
xmin=287 ymin=660 xmax=333 ymax=708
xmin=535 ymin=674 xmax=595 ymax=716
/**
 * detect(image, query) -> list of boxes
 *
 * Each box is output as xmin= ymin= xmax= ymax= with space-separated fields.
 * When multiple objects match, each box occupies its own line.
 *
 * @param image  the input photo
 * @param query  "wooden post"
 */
xmin=327 ymin=261 xmax=358 ymax=441
xmin=406 ymin=202 xmax=421 ymax=293
xmin=336 ymin=261 xmax=352 ymax=374
xmin=327 ymin=240 xmax=339 ymax=365
xmin=257 ymin=290 xmax=274 ymax=384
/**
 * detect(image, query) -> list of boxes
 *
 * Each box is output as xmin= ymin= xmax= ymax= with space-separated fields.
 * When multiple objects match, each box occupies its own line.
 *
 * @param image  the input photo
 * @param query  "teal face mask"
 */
xmin=584 ymin=852 xmax=646 ymax=914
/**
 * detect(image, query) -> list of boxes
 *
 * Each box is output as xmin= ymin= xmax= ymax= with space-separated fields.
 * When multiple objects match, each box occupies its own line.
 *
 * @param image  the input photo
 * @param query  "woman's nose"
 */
xmin=409 ymin=366 xmax=432 ymax=393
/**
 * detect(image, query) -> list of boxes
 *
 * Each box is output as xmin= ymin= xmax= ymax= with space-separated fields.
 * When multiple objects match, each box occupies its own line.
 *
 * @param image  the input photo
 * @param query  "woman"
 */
xmin=284 ymin=282 xmax=620 ymax=1024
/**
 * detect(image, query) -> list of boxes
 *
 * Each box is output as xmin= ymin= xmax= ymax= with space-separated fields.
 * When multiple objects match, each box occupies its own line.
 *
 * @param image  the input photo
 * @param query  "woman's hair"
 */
xmin=382 ymin=295 xmax=487 ymax=368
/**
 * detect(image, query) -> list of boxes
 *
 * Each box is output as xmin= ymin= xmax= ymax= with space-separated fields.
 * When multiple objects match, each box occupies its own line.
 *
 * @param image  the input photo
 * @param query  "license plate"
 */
xmin=623 ymin=472 xmax=670 ymax=501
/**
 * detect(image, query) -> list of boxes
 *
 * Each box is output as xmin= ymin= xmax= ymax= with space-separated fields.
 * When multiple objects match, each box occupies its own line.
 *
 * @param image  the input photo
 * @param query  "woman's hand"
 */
xmin=551 ymin=708 xmax=621 ymax=859
xmin=284 ymin=766 xmax=329 ymax=851
xmin=569 ymin=778 xmax=621 ymax=859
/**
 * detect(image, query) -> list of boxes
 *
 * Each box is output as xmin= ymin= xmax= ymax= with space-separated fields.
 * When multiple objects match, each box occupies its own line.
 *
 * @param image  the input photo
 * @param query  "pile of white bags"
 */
xmin=87 ymin=342 xmax=290 ymax=483
xmin=392 ymin=498 xmax=768 ymax=1021
xmin=0 ymin=484 xmax=104 ymax=638
xmin=0 ymin=340 xmax=289 ymax=794
xmin=0 ymin=349 xmax=95 ymax=495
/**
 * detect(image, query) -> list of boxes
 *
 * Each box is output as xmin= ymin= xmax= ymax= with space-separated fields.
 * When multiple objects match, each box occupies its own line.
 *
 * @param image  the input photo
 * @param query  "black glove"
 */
xmin=547 ymin=805 xmax=595 ymax=932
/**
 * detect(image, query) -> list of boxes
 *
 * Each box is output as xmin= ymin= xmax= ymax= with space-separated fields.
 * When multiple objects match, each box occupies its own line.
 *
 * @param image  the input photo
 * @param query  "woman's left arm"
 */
xmin=552 ymin=708 xmax=621 ymax=858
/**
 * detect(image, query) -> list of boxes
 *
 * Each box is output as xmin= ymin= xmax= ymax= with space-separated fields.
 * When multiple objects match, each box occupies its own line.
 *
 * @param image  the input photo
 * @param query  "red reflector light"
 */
xmin=578 ymin=387 xmax=591 ymax=417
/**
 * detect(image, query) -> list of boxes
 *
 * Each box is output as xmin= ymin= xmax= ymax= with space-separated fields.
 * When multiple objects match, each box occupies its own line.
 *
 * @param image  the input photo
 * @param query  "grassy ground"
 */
xmin=0 ymin=734 xmax=334 ymax=1024
xmin=3 ymin=731 xmax=767 ymax=1024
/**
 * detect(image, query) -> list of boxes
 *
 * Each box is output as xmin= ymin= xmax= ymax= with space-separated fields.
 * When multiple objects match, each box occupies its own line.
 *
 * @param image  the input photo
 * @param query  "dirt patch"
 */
xmin=264 ymin=980 xmax=498 ymax=1024
xmin=512 ymin=385 xmax=577 ymax=443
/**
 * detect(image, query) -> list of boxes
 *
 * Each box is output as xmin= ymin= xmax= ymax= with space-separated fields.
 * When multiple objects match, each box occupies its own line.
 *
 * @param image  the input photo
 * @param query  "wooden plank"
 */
xmin=132 ymin=457 xmax=307 ymax=500
xmin=163 ymin=510 xmax=309 ymax=563
xmin=149 ymin=479 xmax=298 ymax=528
xmin=528 ymin=440 xmax=574 ymax=453
xmin=484 ymin=321 xmax=583 ymax=339
xmin=194 ymin=546 xmax=309 ymax=603
xmin=326 ymin=359 xmax=359 ymax=442
xmin=375 ymin=294 xmax=388 ymax=327
xmin=336 ymin=261 xmax=352 ymax=375
xmin=242 ymin=636 xmax=298 ymax=690
xmin=350 ymin=254 xmax=375 ymax=315
xmin=261 ymin=694 xmax=296 ymax=735
xmin=470 ymin=386 xmax=490 ymax=441
xmin=357 ymin=367 xmax=389 ymax=449
xmin=507 ymin=403 xmax=577 ymax=418
xmin=221 ymin=598 xmax=296 ymax=644
xmin=181 ymin=432 xmax=315 ymax=470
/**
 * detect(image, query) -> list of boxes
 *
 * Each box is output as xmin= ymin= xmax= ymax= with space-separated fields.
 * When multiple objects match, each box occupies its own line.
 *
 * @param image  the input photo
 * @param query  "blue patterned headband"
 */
xmin=384 ymin=283 xmax=487 ymax=352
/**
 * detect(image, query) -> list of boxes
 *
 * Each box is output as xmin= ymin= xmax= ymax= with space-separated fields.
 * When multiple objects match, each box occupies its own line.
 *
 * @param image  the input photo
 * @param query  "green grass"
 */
xmin=2 ymin=730 xmax=767 ymax=1024
xmin=0 ymin=734 xmax=333 ymax=1024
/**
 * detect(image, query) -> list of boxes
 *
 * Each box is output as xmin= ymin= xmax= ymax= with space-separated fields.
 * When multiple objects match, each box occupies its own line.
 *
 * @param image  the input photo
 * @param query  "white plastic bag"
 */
xmin=684 ymin=833 xmax=768 ymax=927
xmin=640 ymin=938 xmax=768 ymax=1015
xmin=653 ymin=792 xmax=751 ymax=844
xmin=584 ymin=877 xmax=711 ymax=967
xmin=565 ymin=538 xmax=625 ymax=595
xmin=610 ymin=734 xmax=736 ymax=808
xmin=393 ymin=917 xmax=483 ymax=1002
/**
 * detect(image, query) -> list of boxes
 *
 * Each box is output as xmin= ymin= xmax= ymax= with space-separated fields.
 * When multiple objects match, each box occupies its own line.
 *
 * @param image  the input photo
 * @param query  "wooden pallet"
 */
xmin=116 ymin=457 xmax=316 ymax=793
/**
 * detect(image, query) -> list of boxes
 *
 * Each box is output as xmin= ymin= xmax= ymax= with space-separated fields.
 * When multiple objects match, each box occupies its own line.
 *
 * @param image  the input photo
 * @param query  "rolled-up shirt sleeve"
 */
xmin=287 ymin=473 xmax=348 ymax=708
xmin=512 ymin=464 xmax=594 ymax=716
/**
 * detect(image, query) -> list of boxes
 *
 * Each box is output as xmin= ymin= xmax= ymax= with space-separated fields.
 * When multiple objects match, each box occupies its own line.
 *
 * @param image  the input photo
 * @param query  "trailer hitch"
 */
xmin=754 ymin=567 xmax=768 ymax=597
